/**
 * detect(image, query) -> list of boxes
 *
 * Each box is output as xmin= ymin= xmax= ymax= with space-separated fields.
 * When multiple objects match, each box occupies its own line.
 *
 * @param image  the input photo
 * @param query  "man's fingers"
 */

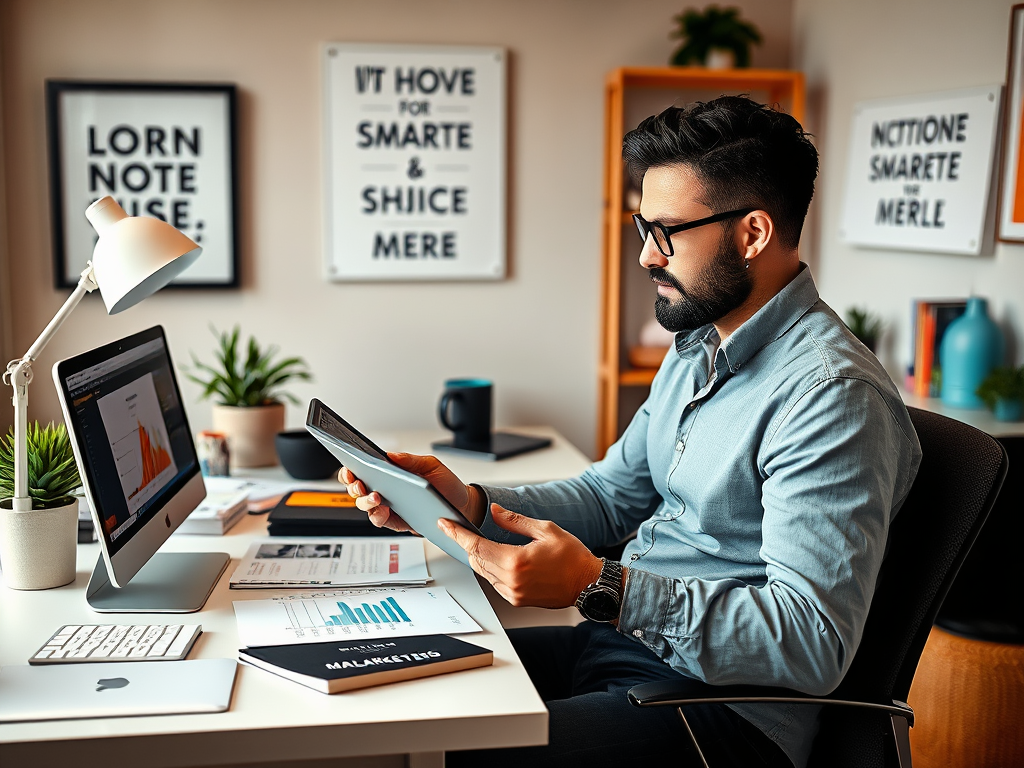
xmin=488 ymin=504 xmax=543 ymax=538
xmin=339 ymin=466 xmax=356 ymax=484
xmin=438 ymin=518 xmax=506 ymax=566
xmin=354 ymin=491 xmax=383 ymax=512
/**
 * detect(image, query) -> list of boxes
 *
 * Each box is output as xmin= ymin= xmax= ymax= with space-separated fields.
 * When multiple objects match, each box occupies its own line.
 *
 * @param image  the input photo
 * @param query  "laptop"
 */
xmin=0 ymin=658 xmax=236 ymax=722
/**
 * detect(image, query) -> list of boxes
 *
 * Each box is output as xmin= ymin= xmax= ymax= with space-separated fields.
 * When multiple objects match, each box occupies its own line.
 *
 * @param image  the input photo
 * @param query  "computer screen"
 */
xmin=54 ymin=326 xmax=199 ymax=557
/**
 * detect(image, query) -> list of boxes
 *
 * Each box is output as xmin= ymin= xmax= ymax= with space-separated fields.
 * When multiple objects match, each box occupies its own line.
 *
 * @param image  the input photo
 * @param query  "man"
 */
xmin=342 ymin=96 xmax=922 ymax=768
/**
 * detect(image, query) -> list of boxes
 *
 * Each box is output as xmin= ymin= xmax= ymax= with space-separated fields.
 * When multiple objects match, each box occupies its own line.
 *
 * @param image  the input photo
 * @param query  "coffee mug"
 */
xmin=438 ymin=378 xmax=493 ymax=447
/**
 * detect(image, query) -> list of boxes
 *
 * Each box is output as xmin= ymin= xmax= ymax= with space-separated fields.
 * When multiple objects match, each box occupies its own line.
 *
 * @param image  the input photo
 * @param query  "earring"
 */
xmin=744 ymin=259 xmax=750 ymax=270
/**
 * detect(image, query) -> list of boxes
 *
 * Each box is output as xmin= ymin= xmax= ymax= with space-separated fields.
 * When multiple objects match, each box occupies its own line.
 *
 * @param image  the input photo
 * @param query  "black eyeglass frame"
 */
xmin=633 ymin=207 xmax=757 ymax=258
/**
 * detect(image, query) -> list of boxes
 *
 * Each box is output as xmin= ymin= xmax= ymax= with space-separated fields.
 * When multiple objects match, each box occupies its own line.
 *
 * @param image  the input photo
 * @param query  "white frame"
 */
xmin=322 ymin=43 xmax=507 ymax=281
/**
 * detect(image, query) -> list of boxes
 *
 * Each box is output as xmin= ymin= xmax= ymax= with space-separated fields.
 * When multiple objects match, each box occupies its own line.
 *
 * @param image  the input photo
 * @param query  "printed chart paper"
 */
xmin=233 ymin=587 xmax=481 ymax=646
xmin=229 ymin=537 xmax=430 ymax=588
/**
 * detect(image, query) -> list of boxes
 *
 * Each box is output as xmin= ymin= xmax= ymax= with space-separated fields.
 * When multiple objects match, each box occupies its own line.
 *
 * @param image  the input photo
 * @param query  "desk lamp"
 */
xmin=4 ymin=196 xmax=201 ymax=512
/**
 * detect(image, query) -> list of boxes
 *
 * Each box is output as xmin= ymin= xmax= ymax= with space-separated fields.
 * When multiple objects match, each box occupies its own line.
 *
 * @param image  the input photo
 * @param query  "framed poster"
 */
xmin=323 ymin=43 xmax=506 ymax=281
xmin=999 ymin=3 xmax=1024 ymax=242
xmin=839 ymin=85 xmax=1001 ymax=256
xmin=46 ymin=81 xmax=239 ymax=288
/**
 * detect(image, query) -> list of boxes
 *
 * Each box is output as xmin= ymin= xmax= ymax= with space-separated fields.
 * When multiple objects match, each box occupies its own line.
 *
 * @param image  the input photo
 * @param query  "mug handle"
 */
xmin=438 ymin=392 xmax=464 ymax=431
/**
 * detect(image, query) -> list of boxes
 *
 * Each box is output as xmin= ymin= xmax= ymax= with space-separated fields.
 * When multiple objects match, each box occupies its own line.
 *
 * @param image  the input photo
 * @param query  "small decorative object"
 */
xmin=976 ymin=365 xmax=1024 ymax=421
xmin=196 ymin=430 xmax=231 ymax=476
xmin=844 ymin=306 xmax=883 ymax=353
xmin=670 ymin=5 xmax=762 ymax=69
xmin=939 ymin=297 xmax=1004 ymax=409
xmin=629 ymin=318 xmax=675 ymax=369
xmin=46 ymin=81 xmax=238 ymax=288
xmin=0 ymin=422 xmax=81 ymax=590
xmin=186 ymin=326 xmax=312 ymax=468
xmin=275 ymin=430 xmax=342 ymax=480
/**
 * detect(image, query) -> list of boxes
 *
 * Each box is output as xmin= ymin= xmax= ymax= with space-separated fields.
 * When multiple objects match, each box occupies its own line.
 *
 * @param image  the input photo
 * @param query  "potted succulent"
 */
xmin=670 ymin=5 xmax=762 ymax=69
xmin=186 ymin=326 xmax=312 ymax=468
xmin=0 ymin=422 xmax=81 ymax=590
xmin=976 ymin=365 xmax=1024 ymax=422
xmin=845 ymin=306 xmax=884 ymax=354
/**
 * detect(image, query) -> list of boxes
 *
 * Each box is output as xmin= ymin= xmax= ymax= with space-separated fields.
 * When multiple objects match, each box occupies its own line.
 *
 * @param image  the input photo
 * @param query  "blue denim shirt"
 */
xmin=480 ymin=265 xmax=922 ymax=767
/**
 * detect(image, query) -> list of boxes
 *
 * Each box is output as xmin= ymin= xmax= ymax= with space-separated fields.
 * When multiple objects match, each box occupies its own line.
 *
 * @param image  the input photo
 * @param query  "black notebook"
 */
xmin=239 ymin=634 xmax=493 ymax=694
xmin=431 ymin=431 xmax=552 ymax=461
xmin=267 ymin=490 xmax=405 ymax=537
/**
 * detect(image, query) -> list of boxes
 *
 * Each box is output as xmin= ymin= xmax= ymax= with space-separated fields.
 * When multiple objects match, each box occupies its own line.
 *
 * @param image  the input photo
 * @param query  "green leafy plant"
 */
xmin=0 ymin=422 xmax=81 ymax=509
xmin=845 ymin=306 xmax=884 ymax=347
xmin=976 ymin=365 xmax=1024 ymax=409
xmin=670 ymin=5 xmax=762 ymax=68
xmin=185 ymin=325 xmax=312 ymax=407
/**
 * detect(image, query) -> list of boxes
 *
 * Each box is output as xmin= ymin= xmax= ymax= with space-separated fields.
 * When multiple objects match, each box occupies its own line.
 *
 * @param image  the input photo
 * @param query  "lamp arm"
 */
xmin=3 ymin=264 xmax=98 ymax=511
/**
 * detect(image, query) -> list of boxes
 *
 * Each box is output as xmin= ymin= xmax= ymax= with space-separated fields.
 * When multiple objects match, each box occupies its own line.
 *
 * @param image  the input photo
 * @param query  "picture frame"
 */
xmin=46 ymin=81 xmax=239 ymax=289
xmin=998 ymin=4 xmax=1024 ymax=243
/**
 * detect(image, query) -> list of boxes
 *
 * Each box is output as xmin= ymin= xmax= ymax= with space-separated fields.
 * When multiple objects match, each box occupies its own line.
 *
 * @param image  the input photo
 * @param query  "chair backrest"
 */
xmin=809 ymin=407 xmax=1007 ymax=767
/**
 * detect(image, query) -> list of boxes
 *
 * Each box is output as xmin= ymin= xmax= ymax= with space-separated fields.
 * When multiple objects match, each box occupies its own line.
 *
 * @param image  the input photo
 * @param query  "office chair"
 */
xmin=627 ymin=407 xmax=1008 ymax=768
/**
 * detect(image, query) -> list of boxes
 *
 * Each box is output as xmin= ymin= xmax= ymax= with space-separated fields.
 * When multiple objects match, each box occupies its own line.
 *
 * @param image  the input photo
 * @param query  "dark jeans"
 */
xmin=447 ymin=622 xmax=793 ymax=768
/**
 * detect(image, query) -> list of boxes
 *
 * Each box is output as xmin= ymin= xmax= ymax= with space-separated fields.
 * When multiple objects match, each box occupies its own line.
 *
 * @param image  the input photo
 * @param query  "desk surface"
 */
xmin=901 ymin=392 xmax=1024 ymax=438
xmin=0 ymin=426 xmax=592 ymax=767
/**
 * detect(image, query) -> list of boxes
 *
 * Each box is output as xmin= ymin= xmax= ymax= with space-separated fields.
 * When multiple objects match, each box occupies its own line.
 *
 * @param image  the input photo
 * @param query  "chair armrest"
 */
xmin=627 ymin=680 xmax=914 ymax=727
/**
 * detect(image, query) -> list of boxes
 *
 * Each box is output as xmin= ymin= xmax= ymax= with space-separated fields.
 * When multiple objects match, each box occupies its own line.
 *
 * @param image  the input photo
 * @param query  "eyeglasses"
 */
xmin=633 ymin=207 xmax=756 ymax=258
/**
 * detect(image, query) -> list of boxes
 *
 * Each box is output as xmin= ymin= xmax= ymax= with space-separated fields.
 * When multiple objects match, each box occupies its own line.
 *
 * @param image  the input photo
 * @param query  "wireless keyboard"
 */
xmin=29 ymin=624 xmax=202 ymax=664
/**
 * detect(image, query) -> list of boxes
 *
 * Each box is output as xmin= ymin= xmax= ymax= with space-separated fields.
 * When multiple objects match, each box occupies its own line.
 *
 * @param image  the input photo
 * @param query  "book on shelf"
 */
xmin=238 ymin=634 xmax=493 ymax=694
xmin=910 ymin=299 xmax=967 ymax=397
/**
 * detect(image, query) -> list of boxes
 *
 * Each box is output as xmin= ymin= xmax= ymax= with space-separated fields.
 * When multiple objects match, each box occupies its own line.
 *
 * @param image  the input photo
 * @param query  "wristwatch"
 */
xmin=575 ymin=557 xmax=624 ymax=623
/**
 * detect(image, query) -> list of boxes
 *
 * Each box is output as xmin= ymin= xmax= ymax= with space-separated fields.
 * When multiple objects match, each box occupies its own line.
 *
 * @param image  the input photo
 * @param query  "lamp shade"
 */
xmin=85 ymin=196 xmax=202 ymax=314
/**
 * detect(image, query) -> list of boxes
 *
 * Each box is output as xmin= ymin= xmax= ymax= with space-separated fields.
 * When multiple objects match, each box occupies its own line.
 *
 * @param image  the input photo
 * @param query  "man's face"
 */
xmin=638 ymin=164 xmax=753 ymax=333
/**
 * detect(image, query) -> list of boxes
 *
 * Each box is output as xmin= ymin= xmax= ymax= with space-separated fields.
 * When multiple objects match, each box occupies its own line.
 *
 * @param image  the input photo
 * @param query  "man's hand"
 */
xmin=438 ymin=503 xmax=603 ymax=608
xmin=339 ymin=452 xmax=486 ymax=534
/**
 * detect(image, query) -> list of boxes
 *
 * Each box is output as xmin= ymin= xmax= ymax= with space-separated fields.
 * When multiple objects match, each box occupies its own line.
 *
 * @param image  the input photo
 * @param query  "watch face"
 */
xmin=582 ymin=588 xmax=620 ymax=623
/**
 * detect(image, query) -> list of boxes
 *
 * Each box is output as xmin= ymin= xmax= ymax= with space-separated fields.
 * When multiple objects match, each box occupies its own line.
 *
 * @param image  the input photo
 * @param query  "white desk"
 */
xmin=901 ymin=392 xmax=1024 ymax=438
xmin=0 ymin=427 xmax=591 ymax=767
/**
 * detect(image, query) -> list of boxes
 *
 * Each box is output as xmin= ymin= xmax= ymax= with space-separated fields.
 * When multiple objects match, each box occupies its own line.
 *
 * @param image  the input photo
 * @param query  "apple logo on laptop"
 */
xmin=96 ymin=677 xmax=129 ymax=692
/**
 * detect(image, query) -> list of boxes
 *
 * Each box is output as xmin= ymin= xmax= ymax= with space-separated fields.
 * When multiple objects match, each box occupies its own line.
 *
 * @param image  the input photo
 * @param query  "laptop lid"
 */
xmin=0 ymin=658 xmax=236 ymax=722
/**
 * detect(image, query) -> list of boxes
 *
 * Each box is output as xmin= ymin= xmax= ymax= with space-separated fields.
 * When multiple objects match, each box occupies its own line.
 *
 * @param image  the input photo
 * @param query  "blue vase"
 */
xmin=994 ymin=397 xmax=1024 ymax=422
xmin=939 ymin=297 xmax=1003 ymax=409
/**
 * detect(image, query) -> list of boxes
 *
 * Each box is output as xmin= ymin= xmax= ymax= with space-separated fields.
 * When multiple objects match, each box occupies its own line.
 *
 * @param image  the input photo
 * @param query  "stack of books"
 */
xmin=175 ymin=488 xmax=250 ymax=535
xmin=910 ymin=299 xmax=967 ymax=397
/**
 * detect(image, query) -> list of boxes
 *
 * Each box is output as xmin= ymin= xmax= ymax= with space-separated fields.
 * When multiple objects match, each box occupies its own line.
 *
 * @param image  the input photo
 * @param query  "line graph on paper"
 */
xmin=96 ymin=372 xmax=177 ymax=514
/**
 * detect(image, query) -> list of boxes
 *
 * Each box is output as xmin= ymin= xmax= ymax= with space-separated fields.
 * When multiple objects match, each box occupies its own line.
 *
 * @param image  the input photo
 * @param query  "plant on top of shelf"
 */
xmin=0 ymin=421 xmax=81 ymax=510
xmin=976 ymin=365 xmax=1024 ymax=421
xmin=844 ymin=306 xmax=883 ymax=353
xmin=670 ymin=5 xmax=762 ymax=69
xmin=186 ymin=325 xmax=311 ymax=407
xmin=186 ymin=326 xmax=312 ymax=468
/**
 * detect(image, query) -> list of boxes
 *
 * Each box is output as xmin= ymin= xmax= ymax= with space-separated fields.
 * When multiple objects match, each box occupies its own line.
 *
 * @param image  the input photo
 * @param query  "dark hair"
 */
xmin=622 ymin=96 xmax=818 ymax=249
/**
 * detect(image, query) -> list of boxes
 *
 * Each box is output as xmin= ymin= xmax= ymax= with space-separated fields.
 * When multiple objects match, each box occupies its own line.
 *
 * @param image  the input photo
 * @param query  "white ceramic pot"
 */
xmin=705 ymin=48 xmax=736 ymax=70
xmin=0 ymin=497 xmax=79 ymax=590
xmin=212 ymin=402 xmax=285 ymax=468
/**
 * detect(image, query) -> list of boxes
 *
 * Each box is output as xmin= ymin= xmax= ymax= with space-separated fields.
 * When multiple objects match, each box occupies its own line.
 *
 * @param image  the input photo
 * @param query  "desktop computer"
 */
xmin=52 ymin=325 xmax=228 ymax=612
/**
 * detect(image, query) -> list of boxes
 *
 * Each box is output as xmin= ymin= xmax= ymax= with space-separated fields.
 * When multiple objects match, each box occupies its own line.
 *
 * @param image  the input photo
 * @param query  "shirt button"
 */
xmin=629 ymin=553 xmax=639 ymax=562
xmin=689 ymin=403 xmax=697 ymax=409
xmin=633 ymin=629 xmax=644 ymax=638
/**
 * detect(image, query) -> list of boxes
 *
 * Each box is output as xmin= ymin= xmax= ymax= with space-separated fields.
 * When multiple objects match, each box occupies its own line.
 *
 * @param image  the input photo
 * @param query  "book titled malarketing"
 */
xmin=238 ymin=634 xmax=492 ymax=694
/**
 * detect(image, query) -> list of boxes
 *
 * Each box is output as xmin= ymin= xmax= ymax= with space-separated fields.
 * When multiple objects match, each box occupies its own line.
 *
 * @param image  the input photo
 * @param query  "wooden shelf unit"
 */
xmin=597 ymin=67 xmax=805 ymax=457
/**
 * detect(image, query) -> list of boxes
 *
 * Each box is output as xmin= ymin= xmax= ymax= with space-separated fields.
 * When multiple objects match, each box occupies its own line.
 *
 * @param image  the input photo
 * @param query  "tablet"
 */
xmin=305 ymin=399 xmax=479 ymax=567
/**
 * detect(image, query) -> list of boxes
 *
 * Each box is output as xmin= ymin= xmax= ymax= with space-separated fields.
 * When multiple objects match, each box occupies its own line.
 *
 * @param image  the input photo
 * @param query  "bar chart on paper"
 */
xmin=233 ymin=588 xmax=482 ymax=647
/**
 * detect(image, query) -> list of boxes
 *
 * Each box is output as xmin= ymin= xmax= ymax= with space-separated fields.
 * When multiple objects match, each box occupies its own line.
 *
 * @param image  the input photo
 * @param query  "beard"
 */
xmin=650 ymin=234 xmax=753 ymax=333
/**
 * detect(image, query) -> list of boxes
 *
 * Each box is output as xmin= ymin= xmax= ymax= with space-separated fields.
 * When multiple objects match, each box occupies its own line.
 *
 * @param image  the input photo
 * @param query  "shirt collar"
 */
xmin=674 ymin=263 xmax=819 ymax=374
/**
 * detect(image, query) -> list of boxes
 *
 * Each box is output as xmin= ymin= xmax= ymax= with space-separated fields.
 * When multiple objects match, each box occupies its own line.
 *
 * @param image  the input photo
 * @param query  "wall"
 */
xmin=793 ymin=0 xmax=1024 ymax=379
xmin=0 ymin=0 xmax=792 ymax=458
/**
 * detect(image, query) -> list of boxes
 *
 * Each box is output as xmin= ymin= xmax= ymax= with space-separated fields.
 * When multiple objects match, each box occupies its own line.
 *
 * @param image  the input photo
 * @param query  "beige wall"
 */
xmin=0 ymin=0 xmax=792 ymax=457
xmin=794 ymin=0 xmax=1024 ymax=378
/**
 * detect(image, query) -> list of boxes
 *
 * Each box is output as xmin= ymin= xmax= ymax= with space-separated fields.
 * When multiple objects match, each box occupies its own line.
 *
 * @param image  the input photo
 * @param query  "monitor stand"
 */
xmin=86 ymin=552 xmax=230 ymax=613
